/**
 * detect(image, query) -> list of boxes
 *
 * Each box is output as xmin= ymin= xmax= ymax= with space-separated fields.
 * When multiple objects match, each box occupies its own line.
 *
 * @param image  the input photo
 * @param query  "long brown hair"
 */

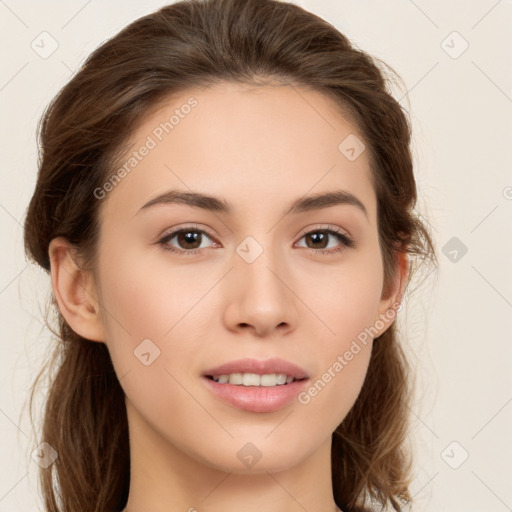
xmin=23 ymin=0 xmax=437 ymax=510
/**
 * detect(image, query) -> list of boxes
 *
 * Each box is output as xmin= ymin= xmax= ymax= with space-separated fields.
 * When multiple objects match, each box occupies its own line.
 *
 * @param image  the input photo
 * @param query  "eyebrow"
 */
xmin=137 ymin=189 xmax=368 ymax=220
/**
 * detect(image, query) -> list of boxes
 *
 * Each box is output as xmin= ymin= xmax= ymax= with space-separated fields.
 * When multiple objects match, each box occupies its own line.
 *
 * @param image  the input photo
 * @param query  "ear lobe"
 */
xmin=48 ymin=237 xmax=105 ymax=342
xmin=373 ymin=251 xmax=409 ymax=339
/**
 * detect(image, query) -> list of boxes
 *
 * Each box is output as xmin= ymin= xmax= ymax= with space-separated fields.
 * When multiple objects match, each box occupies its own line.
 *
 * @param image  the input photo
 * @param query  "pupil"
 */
xmin=309 ymin=232 xmax=326 ymax=248
xmin=180 ymin=231 xmax=200 ymax=249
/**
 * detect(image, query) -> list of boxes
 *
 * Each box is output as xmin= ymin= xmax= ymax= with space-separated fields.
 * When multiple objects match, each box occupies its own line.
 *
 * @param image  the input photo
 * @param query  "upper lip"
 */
xmin=203 ymin=358 xmax=309 ymax=379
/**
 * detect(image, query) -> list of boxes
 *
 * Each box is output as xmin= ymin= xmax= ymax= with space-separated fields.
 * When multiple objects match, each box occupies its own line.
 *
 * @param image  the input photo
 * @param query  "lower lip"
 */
xmin=202 ymin=376 xmax=309 ymax=413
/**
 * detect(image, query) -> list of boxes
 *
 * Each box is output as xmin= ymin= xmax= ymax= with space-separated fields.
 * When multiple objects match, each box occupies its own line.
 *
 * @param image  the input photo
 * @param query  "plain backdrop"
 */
xmin=1 ymin=1 xmax=511 ymax=511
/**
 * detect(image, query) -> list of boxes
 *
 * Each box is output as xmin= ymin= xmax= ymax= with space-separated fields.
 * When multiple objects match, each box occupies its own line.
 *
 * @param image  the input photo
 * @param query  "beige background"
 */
xmin=1 ymin=1 xmax=511 ymax=510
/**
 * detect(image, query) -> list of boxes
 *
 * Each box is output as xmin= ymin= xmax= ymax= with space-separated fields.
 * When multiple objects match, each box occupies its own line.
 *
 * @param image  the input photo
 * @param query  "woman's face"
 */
xmin=90 ymin=81 xmax=402 ymax=475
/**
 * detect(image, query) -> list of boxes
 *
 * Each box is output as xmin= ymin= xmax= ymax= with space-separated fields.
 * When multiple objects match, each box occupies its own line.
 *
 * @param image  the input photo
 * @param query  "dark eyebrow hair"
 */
xmin=137 ymin=189 xmax=368 ymax=220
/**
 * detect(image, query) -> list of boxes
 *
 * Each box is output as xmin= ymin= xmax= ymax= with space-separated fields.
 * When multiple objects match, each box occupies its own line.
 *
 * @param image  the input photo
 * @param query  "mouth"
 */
xmin=202 ymin=374 xmax=310 ymax=413
xmin=201 ymin=358 xmax=310 ymax=413
xmin=202 ymin=357 xmax=310 ymax=382
xmin=204 ymin=373 xmax=307 ymax=387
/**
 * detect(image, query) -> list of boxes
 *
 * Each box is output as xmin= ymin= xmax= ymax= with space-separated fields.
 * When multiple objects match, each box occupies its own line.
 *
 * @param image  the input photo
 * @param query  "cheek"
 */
xmin=295 ymin=252 xmax=383 ymax=424
xmin=94 ymin=244 xmax=209 ymax=429
xmin=94 ymin=239 xmax=218 ymax=408
xmin=306 ymin=248 xmax=384 ymax=347
xmin=96 ymin=239 xmax=211 ymax=341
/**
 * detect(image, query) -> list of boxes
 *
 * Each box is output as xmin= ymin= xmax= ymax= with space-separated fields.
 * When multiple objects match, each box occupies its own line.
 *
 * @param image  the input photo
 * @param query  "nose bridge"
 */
xmin=225 ymin=230 xmax=297 ymax=333
xmin=234 ymin=232 xmax=287 ymax=294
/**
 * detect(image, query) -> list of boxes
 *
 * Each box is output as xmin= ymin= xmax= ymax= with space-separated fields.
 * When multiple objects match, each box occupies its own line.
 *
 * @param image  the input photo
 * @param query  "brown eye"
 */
xmin=304 ymin=231 xmax=329 ymax=249
xmin=175 ymin=230 xmax=202 ymax=250
xmin=158 ymin=227 xmax=217 ymax=255
xmin=296 ymin=228 xmax=354 ymax=255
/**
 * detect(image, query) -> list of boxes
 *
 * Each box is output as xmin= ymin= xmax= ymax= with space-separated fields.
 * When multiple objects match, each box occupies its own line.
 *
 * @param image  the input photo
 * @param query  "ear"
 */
xmin=372 ymin=249 xmax=409 ymax=339
xmin=48 ymin=237 xmax=105 ymax=342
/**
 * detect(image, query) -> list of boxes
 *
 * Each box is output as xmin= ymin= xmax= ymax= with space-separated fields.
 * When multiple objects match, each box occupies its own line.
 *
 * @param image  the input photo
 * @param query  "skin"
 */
xmin=49 ymin=81 xmax=408 ymax=512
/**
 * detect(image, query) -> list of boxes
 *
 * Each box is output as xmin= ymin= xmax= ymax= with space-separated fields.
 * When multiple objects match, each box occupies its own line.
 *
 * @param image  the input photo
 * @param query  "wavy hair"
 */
xmin=23 ymin=0 xmax=438 ymax=510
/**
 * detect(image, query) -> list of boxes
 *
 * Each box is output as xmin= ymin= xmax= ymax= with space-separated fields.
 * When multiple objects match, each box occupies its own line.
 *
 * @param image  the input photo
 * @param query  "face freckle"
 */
xmin=93 ymin=80 xmax=395 ymax=481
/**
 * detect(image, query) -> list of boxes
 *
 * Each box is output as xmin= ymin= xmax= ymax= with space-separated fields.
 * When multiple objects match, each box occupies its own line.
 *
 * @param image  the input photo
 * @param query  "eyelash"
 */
xmin=156 ymin=224 xmax=355 ymax=257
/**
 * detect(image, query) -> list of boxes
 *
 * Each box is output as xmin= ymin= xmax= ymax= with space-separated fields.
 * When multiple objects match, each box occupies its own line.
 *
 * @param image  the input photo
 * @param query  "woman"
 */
xmin=23 ymin=0 xmax=437 ymax=511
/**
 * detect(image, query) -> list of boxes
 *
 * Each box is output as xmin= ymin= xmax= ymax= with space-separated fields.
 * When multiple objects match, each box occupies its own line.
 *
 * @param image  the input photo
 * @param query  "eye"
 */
xmin=295 ymin=226 xmax=355 ymax=255
xmin=157 ymin=225 xmax=218 ymax=256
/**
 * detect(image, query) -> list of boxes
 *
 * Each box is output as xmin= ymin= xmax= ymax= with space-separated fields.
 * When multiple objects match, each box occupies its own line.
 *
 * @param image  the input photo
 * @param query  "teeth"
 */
xmin=211 ymin=372 xmax=296 ymax=386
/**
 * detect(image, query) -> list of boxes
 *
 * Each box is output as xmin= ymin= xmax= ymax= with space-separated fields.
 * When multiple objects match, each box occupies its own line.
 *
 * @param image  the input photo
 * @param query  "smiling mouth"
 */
xmin=202 ymin=371 xmax=310 ymax=413
xmin=205 ymin=373 xmax=307 ymax=387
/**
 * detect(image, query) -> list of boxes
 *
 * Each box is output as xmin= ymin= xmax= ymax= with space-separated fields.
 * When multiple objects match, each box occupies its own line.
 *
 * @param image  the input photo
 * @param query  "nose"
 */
xmin=222 ymin=243 xmax=299 ymax=338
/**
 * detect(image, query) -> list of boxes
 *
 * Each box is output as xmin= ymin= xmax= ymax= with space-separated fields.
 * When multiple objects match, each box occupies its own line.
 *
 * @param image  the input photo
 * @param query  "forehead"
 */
xmin=100 ymin=81 xmax=376 ymax=224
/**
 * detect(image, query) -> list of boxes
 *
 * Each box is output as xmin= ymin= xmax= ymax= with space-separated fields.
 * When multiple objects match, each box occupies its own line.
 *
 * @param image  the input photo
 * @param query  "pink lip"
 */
xmin=202 ymin=357 xmax=310 ymax=413
xmin=202 ymin=357 xmax=309 ymax=379
xmin=202 ymin=377 xmax=309 ymax=413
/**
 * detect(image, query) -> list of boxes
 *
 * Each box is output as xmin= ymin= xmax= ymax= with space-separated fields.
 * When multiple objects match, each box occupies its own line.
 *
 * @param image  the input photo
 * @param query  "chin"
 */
xmin=193 ymin=436 xmax=313 ymax=475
